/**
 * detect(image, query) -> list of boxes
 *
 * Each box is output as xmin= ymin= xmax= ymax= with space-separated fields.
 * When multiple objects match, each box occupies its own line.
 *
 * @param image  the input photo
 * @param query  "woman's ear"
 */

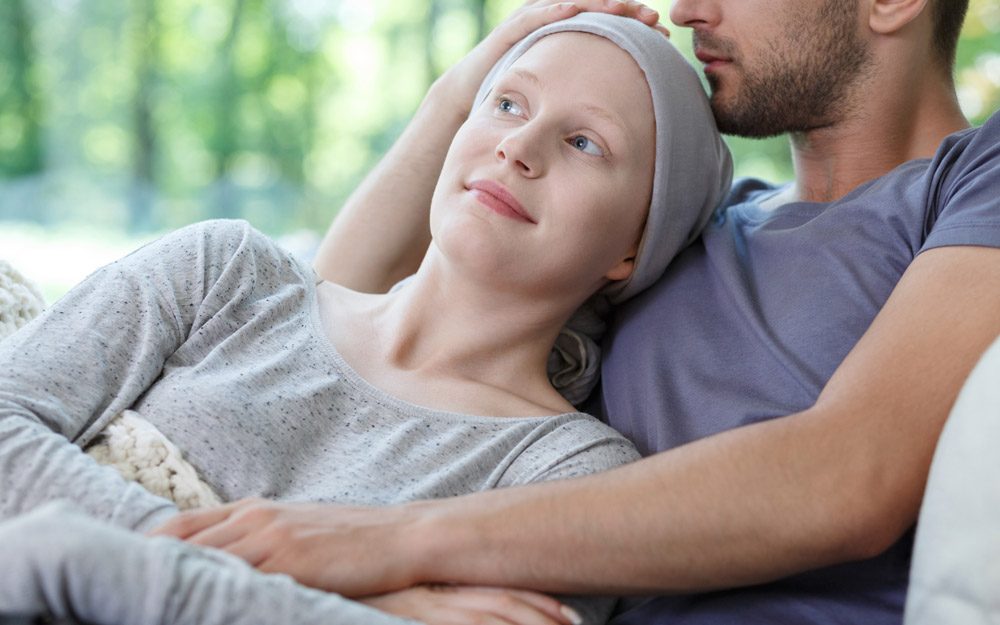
xmin=604 ymin=255 xmax=636 ymax=282
xmin=868 ymin=0 xmax=928 ymax=34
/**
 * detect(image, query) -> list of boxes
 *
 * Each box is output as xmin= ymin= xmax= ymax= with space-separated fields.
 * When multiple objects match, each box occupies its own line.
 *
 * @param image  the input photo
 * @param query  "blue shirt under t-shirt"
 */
xmin=594 ymin=108 xmax=1000 ymax=624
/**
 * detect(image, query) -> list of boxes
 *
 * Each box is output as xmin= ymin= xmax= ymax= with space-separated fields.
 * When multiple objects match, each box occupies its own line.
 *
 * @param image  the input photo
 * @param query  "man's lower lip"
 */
xmin=469 ymin=189 xmax=532 ymax=223
xmin=703 ymin=60 xmax=731 ymax=73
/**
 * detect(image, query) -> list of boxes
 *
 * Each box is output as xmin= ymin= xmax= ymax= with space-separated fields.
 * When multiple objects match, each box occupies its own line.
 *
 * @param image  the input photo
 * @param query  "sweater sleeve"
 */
xmin=0 ymin=219 xmax=271 ymax=531
xmin=0 ymin=502 xmax=418 ymax=625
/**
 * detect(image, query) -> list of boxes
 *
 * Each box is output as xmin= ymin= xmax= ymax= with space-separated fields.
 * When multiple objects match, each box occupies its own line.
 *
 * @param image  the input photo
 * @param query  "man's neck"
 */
xmin=785 ymin=76 xmax=970 ymax=205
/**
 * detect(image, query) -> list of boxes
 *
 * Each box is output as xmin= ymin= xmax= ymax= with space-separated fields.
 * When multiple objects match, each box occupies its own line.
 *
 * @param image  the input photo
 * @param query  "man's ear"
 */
xmin=868 ymin=0 xmax=928 ymax=34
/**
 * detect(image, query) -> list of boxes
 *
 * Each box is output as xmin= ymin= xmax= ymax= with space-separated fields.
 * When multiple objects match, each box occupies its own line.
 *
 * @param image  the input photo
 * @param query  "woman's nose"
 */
xmin=495 ymin=128 xmax=543 ymax=178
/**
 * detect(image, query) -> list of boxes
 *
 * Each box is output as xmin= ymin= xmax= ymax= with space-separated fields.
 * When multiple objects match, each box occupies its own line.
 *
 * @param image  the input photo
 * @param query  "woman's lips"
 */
xmin=467 ymin=180 xmax=536 ymax=224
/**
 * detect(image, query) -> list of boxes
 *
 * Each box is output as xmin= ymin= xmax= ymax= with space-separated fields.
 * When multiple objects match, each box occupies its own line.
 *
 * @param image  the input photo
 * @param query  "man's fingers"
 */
xmin=182 ymin=499 xmax=278 ymax=549
xmin=148 ymin=501 xmax=242 ymax=539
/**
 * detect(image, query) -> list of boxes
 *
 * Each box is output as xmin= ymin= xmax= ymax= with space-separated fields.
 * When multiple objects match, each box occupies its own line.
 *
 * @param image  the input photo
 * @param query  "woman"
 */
xmin=0 ymin=13 xmax=730 ymax=625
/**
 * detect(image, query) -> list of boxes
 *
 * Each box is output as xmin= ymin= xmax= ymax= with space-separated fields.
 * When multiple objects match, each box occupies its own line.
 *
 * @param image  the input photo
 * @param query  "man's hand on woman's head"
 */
xmin=437 ymin=0 xmax=667 ymax=121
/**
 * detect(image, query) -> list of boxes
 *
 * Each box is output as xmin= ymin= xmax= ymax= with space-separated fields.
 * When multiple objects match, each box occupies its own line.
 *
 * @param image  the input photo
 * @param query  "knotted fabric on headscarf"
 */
xmin=472 ymin=13 xmax=734 ymax=405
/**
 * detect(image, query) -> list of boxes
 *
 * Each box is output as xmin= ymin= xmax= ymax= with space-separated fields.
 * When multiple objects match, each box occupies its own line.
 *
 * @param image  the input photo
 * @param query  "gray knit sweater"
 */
xmin=0 ymin=219 xmax=640 ymax=625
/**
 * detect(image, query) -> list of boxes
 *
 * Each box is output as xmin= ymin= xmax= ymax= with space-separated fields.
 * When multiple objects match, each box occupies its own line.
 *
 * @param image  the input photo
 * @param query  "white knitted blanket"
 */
xmin=85 ymin=411 xmax=222 ymax=510
xmin=0 ymin=259 xmax=45 ymax=340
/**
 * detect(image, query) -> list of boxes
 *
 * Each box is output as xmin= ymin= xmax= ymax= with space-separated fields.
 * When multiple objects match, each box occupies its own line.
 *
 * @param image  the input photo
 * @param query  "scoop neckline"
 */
xmin=303 ymin=277 xmax=586 ymax=423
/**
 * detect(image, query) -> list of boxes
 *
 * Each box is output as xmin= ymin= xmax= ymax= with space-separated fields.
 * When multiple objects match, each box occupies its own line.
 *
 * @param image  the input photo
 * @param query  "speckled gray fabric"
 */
xmin=0 ymin=219 xmax=639 ymax=624
xmin=0 ymin=502 xmax=412 ymax=625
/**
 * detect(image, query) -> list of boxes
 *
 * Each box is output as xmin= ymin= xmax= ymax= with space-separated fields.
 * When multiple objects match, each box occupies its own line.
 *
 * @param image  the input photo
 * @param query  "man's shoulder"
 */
xmin=721 ymin=177 xmax=783 ymax=209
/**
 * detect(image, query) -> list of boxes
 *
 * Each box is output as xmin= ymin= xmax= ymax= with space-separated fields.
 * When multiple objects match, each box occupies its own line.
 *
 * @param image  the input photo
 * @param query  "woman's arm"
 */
xmin=155 ymin=245 xmax=1000 ymax=595
xmin=0 ymin=240 xmax=188 ymax=529
xmin=0 ymin=221 xmax=264 ymax=530
xmin=1 ymin=502 xmax=579 ymax=625
xmin=312 ymin=0 xmax=665 ymax=293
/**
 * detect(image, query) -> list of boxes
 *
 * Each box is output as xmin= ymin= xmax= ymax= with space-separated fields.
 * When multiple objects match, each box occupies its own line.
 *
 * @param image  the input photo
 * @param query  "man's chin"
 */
xmin=709 ymin=101 xmax=791 ymax=139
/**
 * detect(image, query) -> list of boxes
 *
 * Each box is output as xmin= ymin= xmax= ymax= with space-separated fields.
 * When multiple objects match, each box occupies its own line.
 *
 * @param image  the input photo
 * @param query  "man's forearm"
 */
xmin=408 ymin=246 xmax=1000 ymax=594
xmin=313 ymin=78 xmax=466 ymax=293
xmin=409 ymin=404 xmax=910 ymax=595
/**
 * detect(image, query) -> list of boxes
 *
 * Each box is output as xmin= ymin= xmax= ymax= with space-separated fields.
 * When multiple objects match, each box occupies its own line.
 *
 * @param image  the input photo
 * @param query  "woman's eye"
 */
xmin=498 ymin=98 xmax=523 ymax=115
xmin=570 ymin=135 xmax=604 ymax=157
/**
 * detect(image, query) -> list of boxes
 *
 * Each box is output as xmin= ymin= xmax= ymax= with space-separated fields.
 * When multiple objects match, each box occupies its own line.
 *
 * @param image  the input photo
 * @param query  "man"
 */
xmin=157 ymin=0 xmax=1000 ymax=622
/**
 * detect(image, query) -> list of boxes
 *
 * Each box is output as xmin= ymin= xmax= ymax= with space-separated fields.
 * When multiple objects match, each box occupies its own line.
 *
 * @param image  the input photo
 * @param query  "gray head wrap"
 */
xmin=472 ymin=13 xmax=733 ymax=405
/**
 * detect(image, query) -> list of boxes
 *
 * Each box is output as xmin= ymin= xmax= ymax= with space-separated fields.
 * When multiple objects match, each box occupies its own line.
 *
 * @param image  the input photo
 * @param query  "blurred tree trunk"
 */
xmin=473 ymin=0 xmax=487 ymax=41
xmin=0 ymin=0 xmax=45 ymax=179
xmin=424 ymin=0 xmax=441 ymax=82
xmin=210 ymin=0 xmax=248 ymax=220
xmin=129 ymin=0 xmax=159 ymax=232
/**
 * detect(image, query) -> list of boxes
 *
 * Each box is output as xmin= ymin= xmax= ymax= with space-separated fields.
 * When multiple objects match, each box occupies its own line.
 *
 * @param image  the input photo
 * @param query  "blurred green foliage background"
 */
xmin=1 ymin=0 xmax=998 ymax=300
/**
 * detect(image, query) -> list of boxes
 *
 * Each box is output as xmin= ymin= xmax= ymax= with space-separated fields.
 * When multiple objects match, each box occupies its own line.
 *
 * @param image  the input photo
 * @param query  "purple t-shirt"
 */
xmin=594 ymin=109 xmax=1000 ymax=624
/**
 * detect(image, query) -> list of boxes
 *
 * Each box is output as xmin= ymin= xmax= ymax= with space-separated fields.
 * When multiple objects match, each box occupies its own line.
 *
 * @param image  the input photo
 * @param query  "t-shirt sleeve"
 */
xmin=498 ymin=416 xmax=641 ymax=488
xmin=0 ymin=219 xmax=288 ymax=530
xmin=920 ymin=110 xmax=1000 ymax=252
xmin=496 ymin=416 xmax=641 ymax=625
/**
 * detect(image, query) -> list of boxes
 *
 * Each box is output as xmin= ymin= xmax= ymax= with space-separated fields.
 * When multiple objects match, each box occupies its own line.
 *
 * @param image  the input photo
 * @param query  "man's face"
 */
xmin=671 ymin=0 xmax=875 ymax=137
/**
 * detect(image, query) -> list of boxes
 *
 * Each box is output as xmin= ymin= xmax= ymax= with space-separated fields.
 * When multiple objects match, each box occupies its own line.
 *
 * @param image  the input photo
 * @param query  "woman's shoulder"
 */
xmin=498 ymin=412 xmax=642 ymax=487
xmin=141 ymin=219 xmax=316 ymax=287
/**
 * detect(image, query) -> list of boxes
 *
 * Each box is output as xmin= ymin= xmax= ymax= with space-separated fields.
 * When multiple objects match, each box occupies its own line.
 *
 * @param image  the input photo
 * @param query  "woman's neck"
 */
xmin=316 ymin=261 xmax=580 ymax=417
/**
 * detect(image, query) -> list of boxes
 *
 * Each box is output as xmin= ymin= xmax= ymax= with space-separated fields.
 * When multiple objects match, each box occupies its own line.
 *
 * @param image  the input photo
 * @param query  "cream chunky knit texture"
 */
xmin=0 ymin=259 xmax=45 ymax=341
xmin=85 ymin=411 xmax=223 ymax=510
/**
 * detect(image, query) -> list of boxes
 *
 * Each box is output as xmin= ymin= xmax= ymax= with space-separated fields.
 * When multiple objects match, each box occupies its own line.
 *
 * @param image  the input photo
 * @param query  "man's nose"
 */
xmin=669 ymin=0 xmax=722 ymax=29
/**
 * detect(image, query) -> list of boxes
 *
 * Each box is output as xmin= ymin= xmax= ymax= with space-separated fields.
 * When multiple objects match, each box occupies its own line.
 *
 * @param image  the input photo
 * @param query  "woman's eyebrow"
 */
xmin=504 ymin=67 xmax=628 ymax=138
xmin=582 ymin=105 xmax=627 ymax=136
xmin=508 ymin=68 xmax=542 ymax=86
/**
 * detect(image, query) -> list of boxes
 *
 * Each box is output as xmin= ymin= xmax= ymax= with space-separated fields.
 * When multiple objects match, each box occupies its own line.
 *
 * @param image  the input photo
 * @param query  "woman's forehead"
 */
xmin=510 ymin=31 xmax=633 ymax=73
xmin=501 ymin=32 xmax=654 ymax=146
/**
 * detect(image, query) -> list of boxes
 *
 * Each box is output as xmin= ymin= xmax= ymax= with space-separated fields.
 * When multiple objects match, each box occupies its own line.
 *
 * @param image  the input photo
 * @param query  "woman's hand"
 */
xmin=436 ymin=0 xmax=667 ymax=121
xmin=361 ymin=584 xmax=584 ymax=625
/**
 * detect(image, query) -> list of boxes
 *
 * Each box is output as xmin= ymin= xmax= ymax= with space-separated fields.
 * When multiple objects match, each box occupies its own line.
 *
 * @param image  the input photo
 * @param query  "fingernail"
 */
xmin=604 ymin=0 xmax=624 ymax=8
xmin=640 ymin=5 xmax=658 ymax=17
xmin=561 ymin=604 xmax=584 ymax=625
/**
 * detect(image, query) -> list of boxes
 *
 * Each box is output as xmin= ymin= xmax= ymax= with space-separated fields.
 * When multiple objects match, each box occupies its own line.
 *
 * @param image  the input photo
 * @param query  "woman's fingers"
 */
xmin=360 ymin=584 xmax=582 ymax=625
xmin=439 ymin=0 xmax=666 ymax=120
xmin=430 ymin=585 xmax=578 ymax=625
xmin=525 ymin=0 xmax=664 ymax=31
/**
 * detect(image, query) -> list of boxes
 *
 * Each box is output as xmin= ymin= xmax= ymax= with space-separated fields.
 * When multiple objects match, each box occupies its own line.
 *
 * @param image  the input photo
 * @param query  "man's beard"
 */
xmin=699 ymin=0 xmax=874 ymax=138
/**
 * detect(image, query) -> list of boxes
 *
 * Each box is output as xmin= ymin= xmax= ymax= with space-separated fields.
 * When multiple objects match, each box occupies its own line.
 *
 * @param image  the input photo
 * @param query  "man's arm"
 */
xmin=312 ymin=0 xmax=666 ymax=293
xmin=155 ymin=245 xmax=1000 ymax=595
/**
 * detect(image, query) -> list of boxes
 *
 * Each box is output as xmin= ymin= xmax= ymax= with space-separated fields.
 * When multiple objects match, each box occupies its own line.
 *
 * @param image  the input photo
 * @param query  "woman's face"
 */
xmin=430 ymin=32 xmax=655 ymax=303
